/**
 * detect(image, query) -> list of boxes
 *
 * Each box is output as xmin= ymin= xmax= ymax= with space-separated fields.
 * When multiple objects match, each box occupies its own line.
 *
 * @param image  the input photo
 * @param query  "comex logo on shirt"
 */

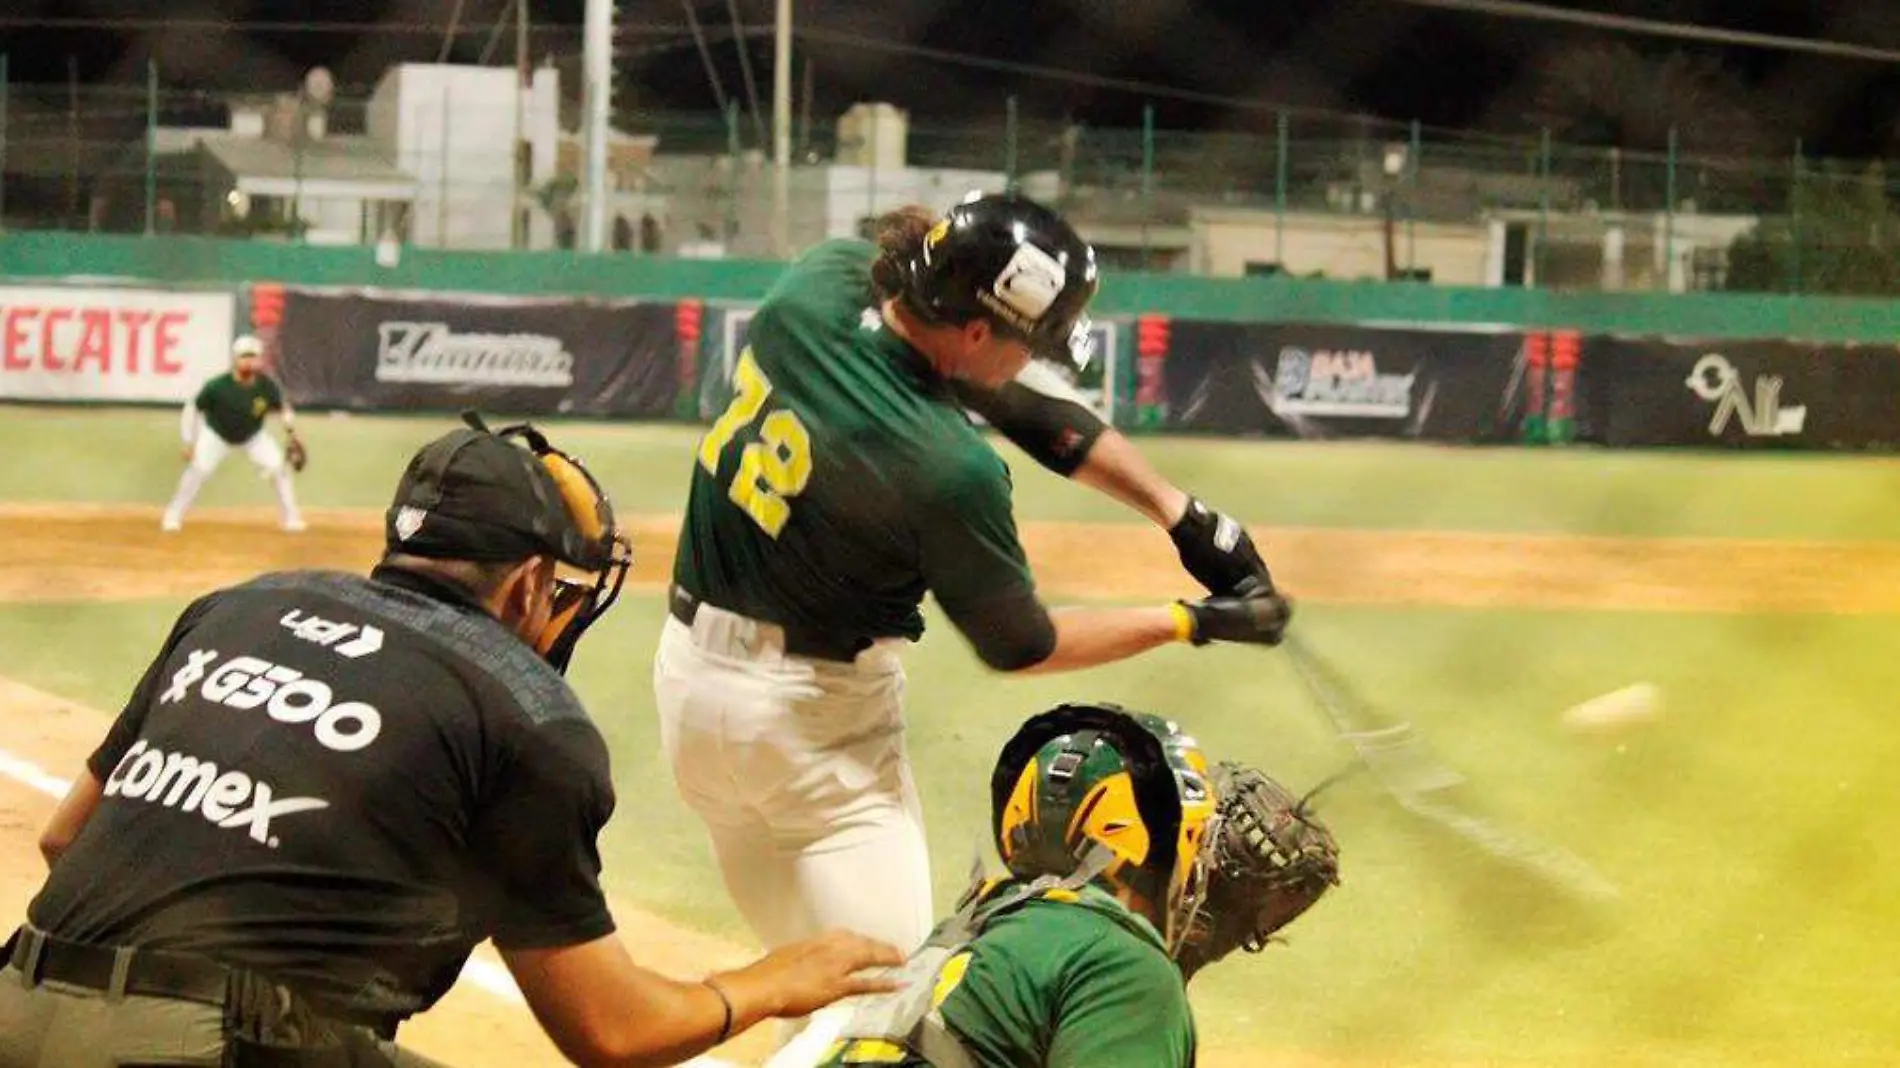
xmin=103 ymin=740 xmax=328 ymax=849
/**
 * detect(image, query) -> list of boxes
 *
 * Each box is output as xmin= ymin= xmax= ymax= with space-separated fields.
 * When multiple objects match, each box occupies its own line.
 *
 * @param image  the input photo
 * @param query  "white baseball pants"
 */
xmin=162 ymin=415 xmax=302 ymax=530
xmin=652 ymin=608 xmax=935 ymax=956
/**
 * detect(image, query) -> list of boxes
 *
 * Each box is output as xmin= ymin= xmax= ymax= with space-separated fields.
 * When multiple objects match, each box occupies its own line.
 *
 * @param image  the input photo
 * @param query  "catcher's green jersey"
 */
xmin=195 ymin=371 xmax=283 ymax=445
xmin=820 ymin=883 xmax=1197 ymax=1068
xmin=673 ymin=239 xmax=1033 ymax=646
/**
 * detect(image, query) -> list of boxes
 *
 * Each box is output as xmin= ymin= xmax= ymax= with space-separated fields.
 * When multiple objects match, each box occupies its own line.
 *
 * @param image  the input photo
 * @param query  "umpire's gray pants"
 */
xmin=0 ymin=964 xmax=453 ymax=1068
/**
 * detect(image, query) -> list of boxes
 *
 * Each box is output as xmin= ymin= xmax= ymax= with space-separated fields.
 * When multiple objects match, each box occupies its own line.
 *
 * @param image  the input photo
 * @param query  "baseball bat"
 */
xmin=1280 ymin=632 xmax=1620 ymax=903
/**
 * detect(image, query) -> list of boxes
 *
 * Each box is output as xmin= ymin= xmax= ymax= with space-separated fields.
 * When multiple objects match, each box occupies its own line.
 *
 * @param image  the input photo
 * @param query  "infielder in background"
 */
xmin=790 ymin=702 xmax=1341 ymax=1067
xmin=656 ymin=193 xmax=1292 ymax=968
xmin=161 ymin=333 xmax=307 ymax=533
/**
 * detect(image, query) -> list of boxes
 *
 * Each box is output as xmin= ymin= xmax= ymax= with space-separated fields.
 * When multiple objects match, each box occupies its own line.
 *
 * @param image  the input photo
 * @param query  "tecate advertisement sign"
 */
xmin=0 ymin=286 xmax=235 ymax=402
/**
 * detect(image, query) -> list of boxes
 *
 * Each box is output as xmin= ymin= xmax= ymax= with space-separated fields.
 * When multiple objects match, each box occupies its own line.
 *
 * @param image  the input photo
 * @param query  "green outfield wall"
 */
xmin=7 ymin=231 xmax=1900 ymax=343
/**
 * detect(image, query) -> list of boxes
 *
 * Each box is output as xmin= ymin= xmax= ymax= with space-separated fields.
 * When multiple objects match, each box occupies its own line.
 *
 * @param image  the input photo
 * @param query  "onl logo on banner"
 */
xmin=1685 ymin=354 xmax=1807 ymax=438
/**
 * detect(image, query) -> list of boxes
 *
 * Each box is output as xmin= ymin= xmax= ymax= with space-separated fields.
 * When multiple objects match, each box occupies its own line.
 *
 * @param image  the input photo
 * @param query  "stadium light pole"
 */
xmin=772 ymin=0 xmax=792 ymax=258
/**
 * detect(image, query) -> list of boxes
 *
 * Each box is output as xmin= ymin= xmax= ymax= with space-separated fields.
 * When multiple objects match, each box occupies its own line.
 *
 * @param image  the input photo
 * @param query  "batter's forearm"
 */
xmin=1013 ymin=605 xmax=1187 ymax=674
xmin=1070 ymin=428 xmax=1190 ymax=529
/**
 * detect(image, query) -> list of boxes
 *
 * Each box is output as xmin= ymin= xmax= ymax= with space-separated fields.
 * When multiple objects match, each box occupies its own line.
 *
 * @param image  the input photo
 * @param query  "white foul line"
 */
xmin=0 ymin=742 xmax=737 ymax=1068
xmin=0 ymin=748 xmax=71 ymax=799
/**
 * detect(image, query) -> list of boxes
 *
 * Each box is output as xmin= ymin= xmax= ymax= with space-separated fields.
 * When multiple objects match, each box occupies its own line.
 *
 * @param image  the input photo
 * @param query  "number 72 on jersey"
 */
xmin=696 ymin=348 xmax=813 ymax=537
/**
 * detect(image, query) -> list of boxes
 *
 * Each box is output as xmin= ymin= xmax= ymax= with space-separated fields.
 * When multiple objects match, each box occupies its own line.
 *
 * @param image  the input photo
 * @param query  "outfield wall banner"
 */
xmin=0 ymin=284 xmax=235 ymax=403
xmin=1159 ymin=321 xmax=1529 ymax=441
xmin=273 ymin=288 xmax=682 ymax=416
xmin=1584 ymin=337 xmax=1900 ymax=450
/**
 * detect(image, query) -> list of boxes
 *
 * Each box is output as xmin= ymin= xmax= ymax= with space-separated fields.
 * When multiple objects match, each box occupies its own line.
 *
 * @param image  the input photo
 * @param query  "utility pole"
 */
xmin=582 ymin=0 xmax=612 ymax=252
xmin=771 ymin=0 xmax=792 ymax=258
xmin=512 ymin=0 xmax=530 ymax=248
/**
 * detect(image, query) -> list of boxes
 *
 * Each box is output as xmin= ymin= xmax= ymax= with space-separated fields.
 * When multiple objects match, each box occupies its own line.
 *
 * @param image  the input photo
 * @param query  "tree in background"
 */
xmin=1509 ymin=44 xmax=1775 ymax=217
xmin=1726 ymin=162 xmax=1900 ymax=296
xmin=1518 ymin=43 xmax=1771 ymax=158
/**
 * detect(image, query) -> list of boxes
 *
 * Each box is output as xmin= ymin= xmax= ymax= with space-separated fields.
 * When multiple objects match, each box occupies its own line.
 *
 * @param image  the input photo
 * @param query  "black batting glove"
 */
xmin=1170 ymin=496 xmax=1275 ymax=597
xmin=1180 ymin=591 xmax=1293 ymax=647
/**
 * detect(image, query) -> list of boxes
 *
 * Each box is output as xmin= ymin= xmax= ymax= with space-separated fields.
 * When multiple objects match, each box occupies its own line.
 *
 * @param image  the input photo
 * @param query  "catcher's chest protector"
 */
xmin=825 ymin=877 xmax=1075 ymax=1068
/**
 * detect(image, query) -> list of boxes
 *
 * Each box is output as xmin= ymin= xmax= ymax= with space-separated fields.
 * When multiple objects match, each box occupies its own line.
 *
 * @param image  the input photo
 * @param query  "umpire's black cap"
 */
xmin=384 ymin=413 xmax=617 ymax=571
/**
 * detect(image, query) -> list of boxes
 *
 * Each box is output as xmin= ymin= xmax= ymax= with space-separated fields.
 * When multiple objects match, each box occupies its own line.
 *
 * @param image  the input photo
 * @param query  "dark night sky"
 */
xmin=5 ymin=0 xmax=1900 ymax=156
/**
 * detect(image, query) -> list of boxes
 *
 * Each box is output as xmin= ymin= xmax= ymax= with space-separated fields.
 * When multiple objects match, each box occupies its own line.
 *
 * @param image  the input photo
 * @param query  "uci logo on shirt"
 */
xmin=160 ymin=649 xmax=383 ymax=753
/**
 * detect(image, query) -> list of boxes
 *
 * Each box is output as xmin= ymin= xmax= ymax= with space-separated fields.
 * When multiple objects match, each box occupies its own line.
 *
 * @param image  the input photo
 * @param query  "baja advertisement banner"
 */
xmin=1584 ymin=337 xmax=1900 ymax=450
xmin=273 ymin=288 xmax=682 ymax=417
xmin=709 ymin=304 xmax=1125 ymax=424
xmin=1159 ymin=321 xmax=1528 ymax=441
xmin=0 ymin=285 xmax=235 ymax=403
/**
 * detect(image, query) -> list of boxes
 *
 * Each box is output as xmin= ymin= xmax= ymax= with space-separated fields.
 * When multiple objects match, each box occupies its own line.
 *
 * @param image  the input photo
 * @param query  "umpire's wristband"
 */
xmin=703 ymin=975 xmax=735 ymax=1044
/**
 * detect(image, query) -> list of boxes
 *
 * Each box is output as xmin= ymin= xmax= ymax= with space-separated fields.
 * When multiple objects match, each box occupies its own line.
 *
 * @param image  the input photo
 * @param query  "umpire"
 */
xmin=1 ymin=413 xmax=899 ymax=1068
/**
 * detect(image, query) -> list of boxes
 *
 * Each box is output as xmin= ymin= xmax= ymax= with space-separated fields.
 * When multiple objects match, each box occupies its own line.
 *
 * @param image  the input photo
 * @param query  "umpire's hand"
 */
xmin=716 ymin=929 xmax=904 ymax=1022
xmin=1179 ymin=588 xmax=1294 ymax=647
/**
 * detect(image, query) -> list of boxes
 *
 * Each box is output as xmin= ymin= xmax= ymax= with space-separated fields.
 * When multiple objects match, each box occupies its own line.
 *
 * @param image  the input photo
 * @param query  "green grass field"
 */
xmin=3 ymin=405 xmax=1898 ymax=1065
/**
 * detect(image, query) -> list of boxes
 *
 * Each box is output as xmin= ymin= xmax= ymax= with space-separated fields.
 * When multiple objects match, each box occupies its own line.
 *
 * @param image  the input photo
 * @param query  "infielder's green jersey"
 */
xmin=819 ymin=883 xmax=1197 ymax=1068
xmin=195 ymin=371 xmax=284 ymax=445
xmin=674 ymin=239 xmax=1036 ymax=652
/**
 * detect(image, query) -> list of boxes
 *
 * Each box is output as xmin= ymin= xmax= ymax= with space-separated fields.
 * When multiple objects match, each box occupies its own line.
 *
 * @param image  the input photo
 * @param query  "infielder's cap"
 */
xmin=384 ymin=412 xmax=619 ymax=571
xmin=232 ymin=335 xmax=265 ymax=358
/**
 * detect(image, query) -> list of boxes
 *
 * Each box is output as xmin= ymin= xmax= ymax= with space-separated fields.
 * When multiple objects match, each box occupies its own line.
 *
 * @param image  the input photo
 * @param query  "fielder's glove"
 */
xmin=1170 ymin=496 xmax=1275 ymax=597
xmin=1179 ymin=590 xmax=1293 ymax=646
xmin=284 ymin=433 xmax=308 ymax=474
xmin=1176 ymin=762 xmax=1341 ymax=982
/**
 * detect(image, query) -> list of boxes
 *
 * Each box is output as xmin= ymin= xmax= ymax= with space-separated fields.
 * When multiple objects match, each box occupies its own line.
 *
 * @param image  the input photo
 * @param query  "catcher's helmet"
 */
xmin=991 ymin=703 xmax=1218 ymax=947
xmin=900 ymin=193 xmax=1100 ymax=370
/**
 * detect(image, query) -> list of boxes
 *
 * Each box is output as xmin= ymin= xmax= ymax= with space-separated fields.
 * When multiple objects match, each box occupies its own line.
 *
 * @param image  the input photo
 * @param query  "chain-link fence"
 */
xmin=1 ymin=61 xmax=1893 ymax=296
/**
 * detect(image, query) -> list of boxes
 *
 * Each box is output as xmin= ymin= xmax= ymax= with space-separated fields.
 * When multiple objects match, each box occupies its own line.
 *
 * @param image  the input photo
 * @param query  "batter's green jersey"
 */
xmin=673 ymin=239 xmax=1035 ymax=649
xmin=820 ymin=884 xmax=1198 ymax=1068
xmin=195 ymin=371 xmax=283 ymax=445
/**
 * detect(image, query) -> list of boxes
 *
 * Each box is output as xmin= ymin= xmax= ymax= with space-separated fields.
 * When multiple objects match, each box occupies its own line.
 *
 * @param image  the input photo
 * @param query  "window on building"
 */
xmin=1690 ymin=247 xmax=1728 ymax=291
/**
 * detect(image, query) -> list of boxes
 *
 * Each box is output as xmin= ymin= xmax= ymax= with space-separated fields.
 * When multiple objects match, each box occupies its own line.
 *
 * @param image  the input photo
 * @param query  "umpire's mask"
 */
xmin=385 ymin=411 xmax=633 ymax=673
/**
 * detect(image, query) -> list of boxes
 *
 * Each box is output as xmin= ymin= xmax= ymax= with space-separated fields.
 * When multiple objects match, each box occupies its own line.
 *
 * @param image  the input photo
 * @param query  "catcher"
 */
xmin=780 ymin=702 xmax=1341 ymax=1068
xmin=160 ymin=334 xmax=308 ymax=533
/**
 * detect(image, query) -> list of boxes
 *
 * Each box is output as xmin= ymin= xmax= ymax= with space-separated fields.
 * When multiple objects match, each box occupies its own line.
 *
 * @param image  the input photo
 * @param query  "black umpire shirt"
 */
xmin=28 ymin=565 xmax=617 ymax=1028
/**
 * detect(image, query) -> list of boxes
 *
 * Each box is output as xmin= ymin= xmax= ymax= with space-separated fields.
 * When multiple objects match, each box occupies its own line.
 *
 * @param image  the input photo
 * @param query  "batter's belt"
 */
xmin=669 ymin=584 xmax=874 ymax=664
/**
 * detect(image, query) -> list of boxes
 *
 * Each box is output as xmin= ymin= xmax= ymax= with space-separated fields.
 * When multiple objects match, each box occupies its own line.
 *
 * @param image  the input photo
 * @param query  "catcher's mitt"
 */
xmin=284 ymin=433 xmax=308 ymax=474
xmin=1176 ymin=761 xmax=1340 ymax=981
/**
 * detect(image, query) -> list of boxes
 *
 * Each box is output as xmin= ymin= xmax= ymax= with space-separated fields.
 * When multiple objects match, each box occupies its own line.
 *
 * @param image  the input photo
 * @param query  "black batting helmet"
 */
xmin=900 ymin=193 xmax=1100 ymax=370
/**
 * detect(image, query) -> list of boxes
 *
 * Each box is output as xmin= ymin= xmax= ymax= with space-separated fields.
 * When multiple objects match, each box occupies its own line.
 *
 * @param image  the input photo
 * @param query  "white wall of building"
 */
xmin=812 ymin=166 xmax=1004 ymax=243
xmin=1190 ymin=207 xmax=1494 ymax=284
xmin=367 ymin=63 xmax=560 ymax=250
xmin=646 ymin=155 xmax=1008 ymax=258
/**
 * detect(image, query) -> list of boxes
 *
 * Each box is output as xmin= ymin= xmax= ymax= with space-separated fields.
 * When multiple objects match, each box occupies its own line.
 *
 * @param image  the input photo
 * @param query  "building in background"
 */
xmin=81 ymin=70 xmax=1760 ymax=291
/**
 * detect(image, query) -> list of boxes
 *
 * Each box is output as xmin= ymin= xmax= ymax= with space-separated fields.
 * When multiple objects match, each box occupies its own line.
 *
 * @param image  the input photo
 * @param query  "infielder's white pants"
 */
xmin=653 ymin=610 xmax=934 ymax=956
xmin=163 ymin=423 xmax=302 ymax=529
